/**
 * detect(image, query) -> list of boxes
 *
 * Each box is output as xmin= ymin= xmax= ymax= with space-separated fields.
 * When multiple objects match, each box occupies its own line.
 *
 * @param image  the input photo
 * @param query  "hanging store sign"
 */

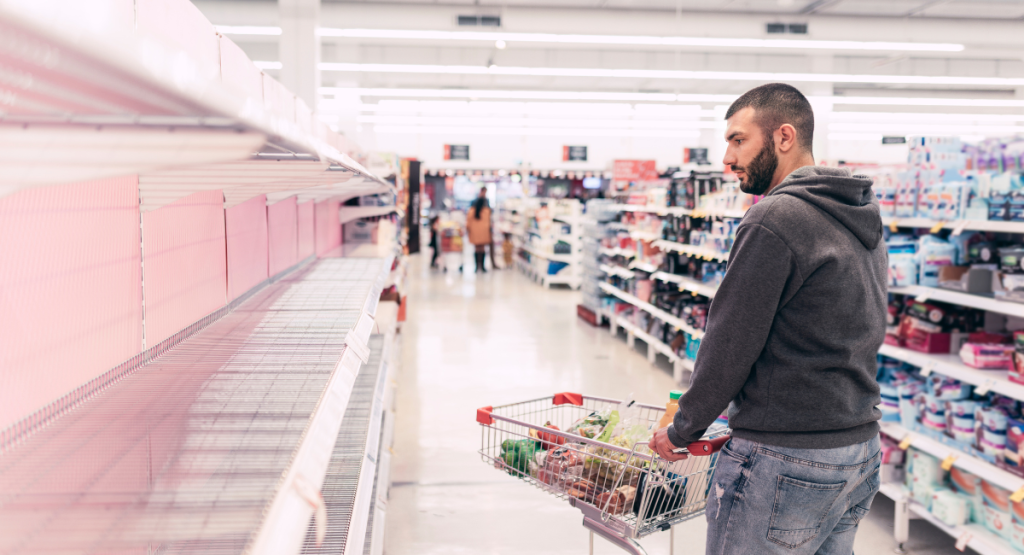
xmin=444 ymin=144 xmax=470 ymax=160
xmin=684 ymin=148 xmax=709 ymax=165
xmin=612 ymin=159 xmax=658 ymax=181
xmin=563 ymin=145 xmax=588 ymax=161
xmin=882 ymin=136 xmax=908 ymax=144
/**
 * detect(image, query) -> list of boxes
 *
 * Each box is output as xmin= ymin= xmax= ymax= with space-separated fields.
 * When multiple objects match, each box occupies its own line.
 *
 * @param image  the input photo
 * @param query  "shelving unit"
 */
xmin=652 ymin=239 xmax=730 ymax=262
xmin=507 ymin=197 xmax=583 ymax=289
xmin=877 ymin=483 xmax=1014 ymax=555
xmin=878 ymin=215 xmax=1024 ymax=554
xmin=339 ymin=205 xmax=400 ymax=225
xmin=652 ymin=271 xmax=720 ymax=298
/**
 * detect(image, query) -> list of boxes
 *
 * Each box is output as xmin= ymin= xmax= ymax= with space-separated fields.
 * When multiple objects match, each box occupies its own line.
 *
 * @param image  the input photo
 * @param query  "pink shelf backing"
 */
xmin=298 ymin=200 xmax=315 ymax=261
xmin=142 ymin=190 xmax=227 ymax=346
xmin=225 ymin=194 xmax=269 ymax=302
xmin=0 ymin=177 xmax=143 ymax=433
xmin=268 ymin=197 xmax=298 ymax=277
xmin=315 ymin=199 xmax=341 ymax=256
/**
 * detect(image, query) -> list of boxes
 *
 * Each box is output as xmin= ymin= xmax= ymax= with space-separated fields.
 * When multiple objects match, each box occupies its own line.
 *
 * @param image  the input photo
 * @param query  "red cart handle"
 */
xmin=684 ymin=435 xmax=730 ymax=456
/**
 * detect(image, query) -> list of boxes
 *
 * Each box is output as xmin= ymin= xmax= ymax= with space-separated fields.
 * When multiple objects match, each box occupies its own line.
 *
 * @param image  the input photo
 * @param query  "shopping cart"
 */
xmin=476 ymin=392 xmax=730 ymax=555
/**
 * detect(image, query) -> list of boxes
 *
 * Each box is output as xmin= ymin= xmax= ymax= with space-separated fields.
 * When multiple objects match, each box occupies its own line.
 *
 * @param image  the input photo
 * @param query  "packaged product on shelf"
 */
xmin=930 ymin=489 xmax=969 ymax=527
xmin=945 ymin=399 xmax=979 ymax=444
xmin=976 ymin=406 xmax=1010 ymax=460
xmin=1005 ymin=417 xmax=1024 ymax=477
xmin=948 ymin=467 xmax=982 ymax=523
xmin=918 ymin=236 xmax=957 ymax=287
xmin=981 ymin=479 xmax=1014 ymax=539
xmin=1012 ymin=500 xmax=1024 ymax=553
xmin=1002 ymin=246 xmax=1024 ymax=274
xmin=899 ymin=381 xmax=926 ymax=429
xmin=960 ymin=342 xmax=1015 ymax=369
xmin=910 ymin=449 xmax=947 ymax=488
xmin=1013 ymin=332 xmax=1024 ymax=385
xmin=879 ymin=382 xmax=901 ymax=422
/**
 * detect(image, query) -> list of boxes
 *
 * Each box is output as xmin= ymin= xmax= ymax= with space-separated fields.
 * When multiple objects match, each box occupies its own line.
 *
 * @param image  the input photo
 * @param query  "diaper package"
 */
xmin=1011 ymin=499 xmax=1024 ymax=553
xmin=981 ymin=479 xmax=1013 ymax=539
xmin=948 ymin=467 xmax=982 ymax=522
xmin=930 ymin=489 xmax=969 ymax=527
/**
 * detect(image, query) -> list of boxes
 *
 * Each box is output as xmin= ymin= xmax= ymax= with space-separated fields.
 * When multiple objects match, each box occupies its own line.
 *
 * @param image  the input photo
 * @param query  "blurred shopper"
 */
xmin=649 ymin=83 xmax=886 ymax=555
xmin=428 ymin=215 xmax=440 ymax=269
xmin=466 ymin=188 xmax=493 ymax=273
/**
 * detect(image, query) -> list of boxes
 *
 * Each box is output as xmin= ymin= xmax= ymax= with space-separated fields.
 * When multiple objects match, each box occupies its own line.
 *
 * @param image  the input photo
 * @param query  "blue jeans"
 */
xmin=705 ymin=435 xmax=881 ymax=555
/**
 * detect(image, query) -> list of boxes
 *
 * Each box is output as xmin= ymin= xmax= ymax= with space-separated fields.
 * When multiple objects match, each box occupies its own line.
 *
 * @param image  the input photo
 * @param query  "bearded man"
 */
xmin=649 ymin=83 xmax=888 ymax=555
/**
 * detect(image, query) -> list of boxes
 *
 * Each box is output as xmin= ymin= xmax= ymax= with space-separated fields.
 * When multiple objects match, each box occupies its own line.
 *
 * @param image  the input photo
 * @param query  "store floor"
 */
xmin=386 ymin=253 xmax=960 ymax=555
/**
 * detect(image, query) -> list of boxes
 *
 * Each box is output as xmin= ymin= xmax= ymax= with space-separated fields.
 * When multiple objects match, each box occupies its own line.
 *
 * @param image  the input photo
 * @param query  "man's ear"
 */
xmin=776 ymin=124 xmax=798 ymax=153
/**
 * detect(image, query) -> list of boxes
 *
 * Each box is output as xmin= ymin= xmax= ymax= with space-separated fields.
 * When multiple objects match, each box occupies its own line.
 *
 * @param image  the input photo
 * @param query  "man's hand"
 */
xmin=648 ymin=427 xmax=689 ymax=461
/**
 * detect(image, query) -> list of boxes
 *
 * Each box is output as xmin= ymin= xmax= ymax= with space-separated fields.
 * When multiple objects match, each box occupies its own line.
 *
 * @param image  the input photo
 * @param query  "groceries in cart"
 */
xmin=482 ymin=391 xmax=730 ymax=543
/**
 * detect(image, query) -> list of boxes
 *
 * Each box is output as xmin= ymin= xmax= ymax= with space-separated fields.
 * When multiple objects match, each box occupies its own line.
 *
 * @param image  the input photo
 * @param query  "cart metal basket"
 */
xmin=476 ymin=392 xmax=730 ymax=555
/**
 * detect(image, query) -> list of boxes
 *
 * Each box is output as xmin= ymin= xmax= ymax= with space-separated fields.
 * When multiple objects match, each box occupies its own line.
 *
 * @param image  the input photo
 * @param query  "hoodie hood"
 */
xmin=768 ymin=165 xmax=882 ymax=249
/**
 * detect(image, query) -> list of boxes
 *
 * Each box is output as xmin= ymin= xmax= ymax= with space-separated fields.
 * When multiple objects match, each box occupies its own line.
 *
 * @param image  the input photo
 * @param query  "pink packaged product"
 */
xmin=1004 ymin=417 xmax=1024 ymax=478
xmin=880 ymin=437 xmax=905 ymax=465
xmin=961 ymin=342 xmax=1014 ymax=369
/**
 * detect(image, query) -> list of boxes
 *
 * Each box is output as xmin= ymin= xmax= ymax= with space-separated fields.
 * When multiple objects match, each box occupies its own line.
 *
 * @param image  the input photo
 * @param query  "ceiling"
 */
xmin=314 ymin=0 xmax=1024 ymax=19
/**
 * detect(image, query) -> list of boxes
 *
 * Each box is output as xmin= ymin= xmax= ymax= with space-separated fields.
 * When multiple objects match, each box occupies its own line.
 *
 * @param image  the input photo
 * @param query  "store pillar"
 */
xmin=279 ymin=0 xmax=321 ymax=110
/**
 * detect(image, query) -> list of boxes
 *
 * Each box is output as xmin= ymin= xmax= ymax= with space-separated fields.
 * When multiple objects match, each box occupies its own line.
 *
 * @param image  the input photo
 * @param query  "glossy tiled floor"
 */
xmin=386 ymin=253 xmax=961 ymax=555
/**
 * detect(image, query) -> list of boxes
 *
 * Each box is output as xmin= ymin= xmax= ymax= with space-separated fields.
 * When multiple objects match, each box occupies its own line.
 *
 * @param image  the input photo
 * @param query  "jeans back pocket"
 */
xmin=768 ymin=475 xmax=846 ymax=549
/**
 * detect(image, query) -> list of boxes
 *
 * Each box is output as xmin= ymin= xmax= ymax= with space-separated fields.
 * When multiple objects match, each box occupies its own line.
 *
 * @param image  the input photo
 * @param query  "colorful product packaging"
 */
xmin=1011 ymin=500 xmax=1024 ymax=553
xmin=1006 ymin=417 xmax=1024 ymax=477
xmin=948 ymin=467 xmax=982 ymax=523
xmin=981 ymin=479 xmax=1014 ymax=539
xmin=930 ymin=489 xmax=969 ymax=527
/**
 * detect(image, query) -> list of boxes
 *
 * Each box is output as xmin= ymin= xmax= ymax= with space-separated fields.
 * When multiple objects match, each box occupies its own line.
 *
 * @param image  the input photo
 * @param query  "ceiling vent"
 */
xmin=766 ymin=22 xmax=808 ymax=34
xmin=458 ymin=15 xmax=501 ymax=27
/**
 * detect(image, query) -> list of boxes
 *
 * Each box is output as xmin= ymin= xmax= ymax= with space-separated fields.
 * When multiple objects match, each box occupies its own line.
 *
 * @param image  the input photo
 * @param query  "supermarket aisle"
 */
xmin=385 ymin=254 xmax=959 ymax=555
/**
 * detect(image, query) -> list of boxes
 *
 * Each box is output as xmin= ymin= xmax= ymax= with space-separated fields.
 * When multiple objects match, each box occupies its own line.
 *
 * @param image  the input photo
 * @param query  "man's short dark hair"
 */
xmin=725 ymin=83 xmax=814 ymax=151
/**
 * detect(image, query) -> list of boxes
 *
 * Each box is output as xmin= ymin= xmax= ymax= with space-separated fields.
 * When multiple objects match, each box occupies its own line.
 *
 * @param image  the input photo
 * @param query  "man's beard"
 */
xmin=733 ymin=136 xmax=778 ymax=195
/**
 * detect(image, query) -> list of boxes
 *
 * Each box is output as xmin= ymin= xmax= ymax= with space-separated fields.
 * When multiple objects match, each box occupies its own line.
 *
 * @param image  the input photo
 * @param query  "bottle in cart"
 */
xmin=657 ymin=390 xmax=684 ymax=429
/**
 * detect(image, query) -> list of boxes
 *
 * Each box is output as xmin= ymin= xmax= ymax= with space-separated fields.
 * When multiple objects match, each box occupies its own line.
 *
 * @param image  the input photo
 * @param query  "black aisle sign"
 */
xmin=684 ymin=147 xmax=709 ymax=165
xmin=882 ymin=136 xmax=908 ymax=144
xmin=563 ymin=145 xmax=588 ymax=161
xmin=407 ymin=160 xmax=421 ymax=254
xmin=444 ymin=144 xmax=470 ymax=160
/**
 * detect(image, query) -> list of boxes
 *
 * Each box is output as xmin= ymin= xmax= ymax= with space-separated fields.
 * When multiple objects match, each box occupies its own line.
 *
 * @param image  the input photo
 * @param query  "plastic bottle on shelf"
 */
xmin=657 ymin=390 xmax=684 ymax=430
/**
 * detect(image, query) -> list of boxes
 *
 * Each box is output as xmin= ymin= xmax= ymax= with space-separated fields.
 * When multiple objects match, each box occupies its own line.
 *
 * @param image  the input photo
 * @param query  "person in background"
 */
xmin=649 ymin=83 xmax=886 ymax=555
xmin=466 ymin=187 xmax=493 ymax=273
xmin=502 ymin=232 xmax=514 ymax=269
xmin=428 ymin=215 xmax=440 ymax=269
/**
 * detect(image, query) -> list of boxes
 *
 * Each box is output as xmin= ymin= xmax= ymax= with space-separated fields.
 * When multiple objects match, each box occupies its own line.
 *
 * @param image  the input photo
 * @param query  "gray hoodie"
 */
xmin=668 ymin=166 xmax=888 ymax=450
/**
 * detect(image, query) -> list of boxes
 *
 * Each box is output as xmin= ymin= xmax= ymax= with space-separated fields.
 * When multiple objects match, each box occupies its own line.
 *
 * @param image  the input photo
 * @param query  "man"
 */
xmin=649 ymin=83 xmax=887 ymax=555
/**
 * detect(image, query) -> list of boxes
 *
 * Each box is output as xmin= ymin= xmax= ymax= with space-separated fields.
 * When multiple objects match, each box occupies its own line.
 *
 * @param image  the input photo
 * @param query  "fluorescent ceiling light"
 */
xmin=372 ymin=125 xmax=701 ymax=138
xmin=357 ymin=115 xmax=710 ymax=128
xmin=827 ymin=96 xmax=1024 ymax=108
xmin=318 ymin=63 xmax=1024 ymax=87
xmin=828 ymin=133 xmax=886 ymax=142
xmin=215 ymin=25 xmax=281 ymax=36
xmin=316 ymin=28 xmax=964 ymax=53
xmin=320 ymin=87 xmax=678 ymax=102
xmin=830 ymin=111 xmax=1024 ymax=123
xmin=830 ymin=122 xmax=1024 ymax=134
xmin=253 ymin=61 xmax=282 ymax=70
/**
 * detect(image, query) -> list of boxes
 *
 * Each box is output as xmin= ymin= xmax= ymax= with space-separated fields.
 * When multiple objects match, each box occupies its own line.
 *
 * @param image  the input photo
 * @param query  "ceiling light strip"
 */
xmin=219 ymin=25 xmax=964 ymax=52
xmin=372 ymin=125 xmax=701 ymax=137
xmin=318 ymin=63 xmax=1024 ymax=87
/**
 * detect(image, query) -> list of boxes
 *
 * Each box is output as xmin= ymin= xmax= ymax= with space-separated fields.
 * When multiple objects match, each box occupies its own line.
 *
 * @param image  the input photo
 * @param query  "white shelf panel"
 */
xmin=522 ymin=244 xmax=574 ymax=263
xmin=877 ymin=343 xmax=1024 ymax=402
xmin=883 ymin=217 xmax=1024 ymax=235
xmin=879 ymin=422 xmax=1024 ymax=493
xmin=878 ymin=483 xmax=1015 ymax=555
xmin=628 ymin=260 xmax=659 ymax=273
xmin=599 ymin=247 xmax=637 ymax=259
xmin=889 ymin=286 xmax=1024 ymax=320
xmin=339 ymin=206 xmax=398 ymax=225
xmin=616 ymin=316 xmax=683 ymax=362
xmin=600 ymin=263 xmax=635 ymax=279
xmin=629 ymin=230 xmax=661 ymax=241
xmin=600 ymin=282 xmax=705 ymax=339
xmin=652 ymin=272 xmax=719 ymax=298
xmin=652 ymin=240 xmax=730 ymax=262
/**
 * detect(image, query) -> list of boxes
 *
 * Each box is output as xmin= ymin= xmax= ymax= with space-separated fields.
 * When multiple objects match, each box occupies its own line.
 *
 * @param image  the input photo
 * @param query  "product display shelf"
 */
xmin=0 ymin=257 xmax=393 ymax=555
xmin=651 ymin=239 xmax=730 ymax=262
xmin=339 ymin=206 xmax=400 ymax=226
xmin=0 ymin=0 xmax=387 ymax=200
xmin=613 ymin=315 xmax=695 ymax=376
xmin=629 ymin=230 xmax=661 ymax=242
xmin=878 ymin=343 xmax=1024 ymax=401
xmin=879 ymin=422 xmax=1024 ymax=493
xmin=599 ymin=282 xmax=704 ymax=339
xmin=600 ymin=263 xmax=636 ymax=280
xmin=651 ymin=271 xmax=720 ymax=298
xmin=599 ymin=246 xmax=637 ymax=258
xmin=301 ymin=313 xmax=397 ymax=555
xmin=608 ymin=204 xmax=747 ymax=220
xmin=522 ymin=244 xmax=574 ymax=264
xmin=877 ymin=483 xmax=1014 ymax=555
xmin=628 ymin=260 xmax=659 ymax=273
xmin=883 ymin=217 xmax=1024 ymax=235
xmin=889 ymin=286 xmax=1024 ymax=320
